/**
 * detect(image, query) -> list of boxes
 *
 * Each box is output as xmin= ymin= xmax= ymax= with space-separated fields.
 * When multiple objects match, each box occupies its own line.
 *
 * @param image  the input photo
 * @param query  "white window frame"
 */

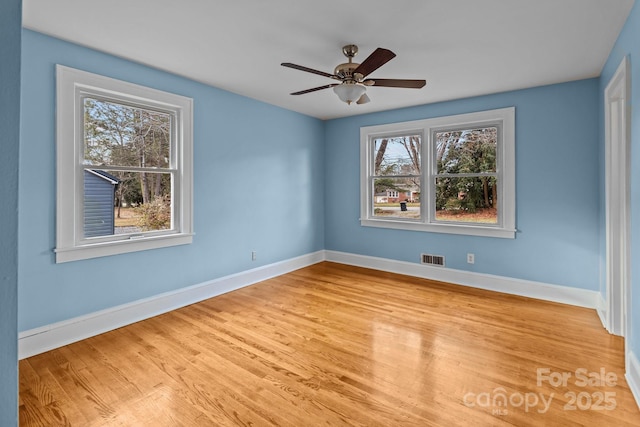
xmin=360 ymin=107 xmax=515 ymax=239
xmin=55 ymin=65 xmax=194 ymax=263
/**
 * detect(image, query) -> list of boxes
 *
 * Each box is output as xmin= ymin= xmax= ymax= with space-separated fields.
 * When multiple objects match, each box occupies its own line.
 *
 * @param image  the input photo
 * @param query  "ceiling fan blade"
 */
xmin=290 ymin=84 xmax=338 ymax=95
xmin=353 ymin=48 xmax=396 ymax=78
xmin=281 ymin=63 xmax=336 ymax=79
xmin=356 ymin=93 xmax=370 ymax=104
xmin=366 ymin=79 xmax=426 ymax=88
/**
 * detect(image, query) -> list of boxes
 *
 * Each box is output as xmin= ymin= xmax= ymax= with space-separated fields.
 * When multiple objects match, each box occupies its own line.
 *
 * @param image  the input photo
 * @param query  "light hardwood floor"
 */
xmin=19 ymin=262 xmax=640 ymax=426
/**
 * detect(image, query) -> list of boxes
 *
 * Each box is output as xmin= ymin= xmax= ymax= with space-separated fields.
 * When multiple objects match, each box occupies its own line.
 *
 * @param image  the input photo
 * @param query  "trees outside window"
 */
xmin=84 ymin=98 xmax=172 ymax=233
xmin=434 ymin=127 xmax=498 ymax=223
xmin=372 ymin=135 xmax=422 ymax=220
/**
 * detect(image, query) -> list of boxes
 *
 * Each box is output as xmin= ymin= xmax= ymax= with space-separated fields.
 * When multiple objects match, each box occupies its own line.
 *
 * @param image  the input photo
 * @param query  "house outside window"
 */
xmin=83 ymin=169 xmax=120 ymax=238
xmin=55 ymin=65 xmax=193 ymax=263
xmin=360 ymin=107 xmax=515 ymax=238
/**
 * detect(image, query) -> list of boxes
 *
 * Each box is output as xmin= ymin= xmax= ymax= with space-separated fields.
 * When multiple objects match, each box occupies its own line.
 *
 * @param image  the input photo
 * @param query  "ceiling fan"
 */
xmin=281 ymin=44 xmax=426 ymax=105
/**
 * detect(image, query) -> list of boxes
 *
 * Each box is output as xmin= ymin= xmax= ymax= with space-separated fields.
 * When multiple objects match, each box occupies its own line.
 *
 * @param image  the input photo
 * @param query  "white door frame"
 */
xmin=603 ymin=56 xmax=630 ymax=338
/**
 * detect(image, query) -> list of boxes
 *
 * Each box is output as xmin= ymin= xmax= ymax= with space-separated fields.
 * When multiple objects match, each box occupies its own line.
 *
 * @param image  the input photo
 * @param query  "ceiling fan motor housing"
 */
xmin=334 ymin=62 xmax=360 ymax=80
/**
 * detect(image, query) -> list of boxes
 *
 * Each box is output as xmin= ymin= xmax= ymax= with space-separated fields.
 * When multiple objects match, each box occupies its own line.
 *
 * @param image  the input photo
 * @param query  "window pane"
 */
xmin=434 ymin=176 xmax=498 ymax=224
xmin=373 ymin=177 xmax=421 ymax=219
xmin=435 ymin=127 xmax=496 ymax=174
xmin=84 ymin=169 xmax=172 ymax=238
xmin=374 ymin=135 xmax=421 ymax=176
xmin=84 ymin=98 xmax=171 ymax=168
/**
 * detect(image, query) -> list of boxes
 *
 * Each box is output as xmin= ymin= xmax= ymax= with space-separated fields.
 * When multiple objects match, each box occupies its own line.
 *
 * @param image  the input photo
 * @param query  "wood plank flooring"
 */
xmin=19 ymin=262 xmax=640 ymax=426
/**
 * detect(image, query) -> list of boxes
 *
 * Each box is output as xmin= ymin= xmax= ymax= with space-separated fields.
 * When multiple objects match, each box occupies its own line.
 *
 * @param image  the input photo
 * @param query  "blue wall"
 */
xmin=600 ymin=1 xmax=640 ymax=357
xmin=325 ymin=79 xmax=601 ymax=290
xmin=0 ymin=0 xmax=21 ymax=424
xmin=19 ymin=30 xmax=325 ymax=331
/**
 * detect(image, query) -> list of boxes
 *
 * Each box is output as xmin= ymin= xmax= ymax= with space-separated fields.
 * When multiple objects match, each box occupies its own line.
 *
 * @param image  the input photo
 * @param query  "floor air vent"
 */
xmin=421 ymin=253 xmax=445 ymax=267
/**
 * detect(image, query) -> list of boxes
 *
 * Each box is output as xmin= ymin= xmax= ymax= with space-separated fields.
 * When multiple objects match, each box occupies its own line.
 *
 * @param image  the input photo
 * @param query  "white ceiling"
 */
xmin=23 ymin=0 xmax=634 ymax=120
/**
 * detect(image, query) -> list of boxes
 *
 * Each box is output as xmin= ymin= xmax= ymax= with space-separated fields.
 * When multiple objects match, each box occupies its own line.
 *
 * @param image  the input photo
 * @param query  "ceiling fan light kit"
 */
xmin=282 ymin=44 xmax=426 ymax=105
xmin=333 ymin=82 xmax=366 ymax=105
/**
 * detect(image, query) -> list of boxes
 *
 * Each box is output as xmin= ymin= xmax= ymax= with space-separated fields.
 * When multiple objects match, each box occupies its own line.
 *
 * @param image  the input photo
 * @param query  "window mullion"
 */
xmin=427 ymin=128 xmax=435 ymax=224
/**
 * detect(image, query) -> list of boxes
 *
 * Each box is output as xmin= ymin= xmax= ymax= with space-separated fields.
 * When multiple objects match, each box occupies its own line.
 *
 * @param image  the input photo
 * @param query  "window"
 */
xmin=360 ymin=108 xmax=515 ymax=238
xmin=56 ymin=65 xmax=193 ymax=262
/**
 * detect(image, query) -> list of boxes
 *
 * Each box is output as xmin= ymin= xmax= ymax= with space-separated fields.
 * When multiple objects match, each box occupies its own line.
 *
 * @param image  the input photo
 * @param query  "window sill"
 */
xmin=360 ymin=218 xmax=516 ymax=239
xmin=55 ymin=233 xmax=194 ymax=263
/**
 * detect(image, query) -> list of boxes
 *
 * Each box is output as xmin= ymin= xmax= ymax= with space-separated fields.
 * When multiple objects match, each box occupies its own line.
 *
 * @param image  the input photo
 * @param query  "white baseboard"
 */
xmin=325 ymin=250 xmax=600 ymax=309
xmin=18 ymin=251 xmax=325 ymax=359
xmin=627 ymin=350 xmax=640 ymax=410
xmin=596 ymin=292 xmax=609 ymax=332
xmin=19 ymin=249 xmax=602 ymax=360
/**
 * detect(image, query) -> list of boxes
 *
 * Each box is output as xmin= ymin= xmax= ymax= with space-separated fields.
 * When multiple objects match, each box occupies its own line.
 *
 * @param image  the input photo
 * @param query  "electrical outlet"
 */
xmin=251 ymin=251 xmax=257 ymax=261
xmin=467 ymin=253 xmax=475 ymax=264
